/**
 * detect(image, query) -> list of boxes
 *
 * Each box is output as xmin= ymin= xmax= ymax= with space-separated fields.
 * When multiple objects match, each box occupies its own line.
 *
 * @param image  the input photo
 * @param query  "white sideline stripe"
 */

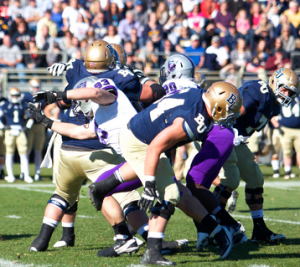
xmin=0 ymin=258 xmax=52 ymax=267
xmin=6 ymin=215 xmax=21 ymax=219
xmin=233 ymin=214 xmax=300 ymax=225
xmin=248 ymin=265 xmax=270 ymax=267
xmin=0 ymin=184 xmax=55 ymax=188
xmin=77 ymin=215 xmax=96 ymax=219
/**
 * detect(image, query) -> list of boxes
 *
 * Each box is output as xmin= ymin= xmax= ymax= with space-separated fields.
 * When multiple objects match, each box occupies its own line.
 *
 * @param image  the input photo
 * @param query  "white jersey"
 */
xmin=162 ymin=79 xmax=200 ymax=95
xmin=91 ymin=78 xmax=137 ymax=154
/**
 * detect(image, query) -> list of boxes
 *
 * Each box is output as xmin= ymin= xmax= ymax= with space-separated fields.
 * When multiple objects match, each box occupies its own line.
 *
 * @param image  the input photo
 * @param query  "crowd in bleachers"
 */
xmin=0 ymin=0 xmax=300 ymax=76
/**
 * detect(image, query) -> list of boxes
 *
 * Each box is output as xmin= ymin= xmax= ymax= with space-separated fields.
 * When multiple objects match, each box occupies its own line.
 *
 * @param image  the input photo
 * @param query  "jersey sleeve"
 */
xmin=65 ymin=59 xmax=90 ymax=86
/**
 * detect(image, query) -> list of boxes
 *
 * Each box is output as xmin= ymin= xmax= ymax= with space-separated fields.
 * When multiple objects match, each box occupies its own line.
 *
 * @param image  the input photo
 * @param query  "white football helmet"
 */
xmin=8 ymin=87 xmax=22 ymax=104
xmin=159 ymin=54 xmax=195 ymax=85
xmin=29 ymin=78 xmax=41 ymax=94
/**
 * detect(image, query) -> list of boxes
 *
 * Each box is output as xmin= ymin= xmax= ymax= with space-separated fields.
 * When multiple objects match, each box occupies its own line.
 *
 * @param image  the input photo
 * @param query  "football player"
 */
xmin=26 ymin=78 xmax=46 ymax=181
xmin=1 ymin=88 xmax=33 ymax=183
xmin=29 ymin=71 xmax=242 ymax=265
xmin=212 ymin=68 xmax=300 ymax=243
xmin=0 ymin=85 xmax=8 ymax=180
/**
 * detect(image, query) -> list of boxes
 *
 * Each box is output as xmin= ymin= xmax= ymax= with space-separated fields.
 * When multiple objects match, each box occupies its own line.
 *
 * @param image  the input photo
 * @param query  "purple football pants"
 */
xmin=186 ymin=125 xmax=234 ymax=189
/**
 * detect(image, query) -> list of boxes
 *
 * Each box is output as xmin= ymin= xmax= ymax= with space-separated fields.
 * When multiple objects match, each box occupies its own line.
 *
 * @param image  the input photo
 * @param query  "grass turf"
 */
xmin=0 ymin=164 xmax=300 ymax=266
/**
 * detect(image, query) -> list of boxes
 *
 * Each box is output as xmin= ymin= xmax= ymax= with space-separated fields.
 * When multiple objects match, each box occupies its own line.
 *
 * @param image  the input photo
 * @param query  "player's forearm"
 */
xmin=51 ymin=121 xmax=95 ymax=139
xmin=144 ymin=146 xmax=162 ymax=176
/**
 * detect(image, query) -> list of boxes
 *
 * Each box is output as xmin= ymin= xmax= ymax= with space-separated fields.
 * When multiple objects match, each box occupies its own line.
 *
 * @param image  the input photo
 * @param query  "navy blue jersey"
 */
xmin=21 ymin=92 xmax=33 ymax=104
xmin=235 ymin=80 xmax=281 ymax=136
xmin=62 ymin=109 xmax=107 ymax=150
xmin=130 ymin=89 xmax=214 ymax=148
xmin=0 ymin=97 xmax=8 ymax=125
xmin=64 ymin=59 xmax=142 ymax=102
xmin=1 ymin=101 xmax=28 ymax=127
xmin=279 ymin=96 xmax=300 ymax=128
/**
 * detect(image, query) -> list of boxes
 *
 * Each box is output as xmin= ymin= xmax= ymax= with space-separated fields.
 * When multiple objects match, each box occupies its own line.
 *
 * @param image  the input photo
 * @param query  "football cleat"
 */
xmin=97 ymin=235 xmax=139 ymax=257
xmin=196 ymin=232 xmax=210 ymax=251
xmin=140 ymin=247 xmax=176 ymax=266
xmin=5 ymin=175 xmax=15 ymax=183
xmin=227 ymin=191 xmax=239 ymax=213
xmin=53 ymin=235 xmax=75 ymax=248
xmin=251 ymin=227 xmax=286 ymax=244
xmin=211 ymin=226 xmax=233 ymax=259
xmin=134 ymin=237 xmax=144 ymax=247
xmin=34 ymin=174 xmax=43 ymax=181
xmin=162 ymin=239 xmax=189 ymax=255
xmin=24 ymin=175 xmax=34 ymax=183
xmin=29 ymin=237 xmax=49 ymax=252
xmin=0 ymin=170 xmax=5 ymax=180
xmin=273 ymin=170 xmax=280 ymax=178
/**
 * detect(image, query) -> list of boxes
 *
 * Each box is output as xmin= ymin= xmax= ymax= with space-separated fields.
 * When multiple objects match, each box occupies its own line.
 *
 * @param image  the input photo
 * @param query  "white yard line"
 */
xmin=0 ymin=258 xmax=51 ymax=267
xmin=232 ymin=214 xmax=300 ymax=225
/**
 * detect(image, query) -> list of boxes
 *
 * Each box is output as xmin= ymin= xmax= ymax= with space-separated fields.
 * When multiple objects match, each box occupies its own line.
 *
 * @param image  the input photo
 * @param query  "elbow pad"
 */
xmin=150 ymin=83 xmax=166 ymax=102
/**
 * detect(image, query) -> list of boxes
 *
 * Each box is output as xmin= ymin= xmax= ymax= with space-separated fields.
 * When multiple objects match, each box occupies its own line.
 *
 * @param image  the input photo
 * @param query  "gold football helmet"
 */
xmin=111 ymin=44 xmax=127 ymax=65
xmin=269 ymin=68 xmax=300 ymax=107
xmin=203 ymin=81 xmax=243 ymax=128
xmin=84 ymin=40 xmax=114 ymax=73
xmin=29 ymin=78 xmax=41 ymax=93
xmin=9 ymin=87 xmax=21 ymax=104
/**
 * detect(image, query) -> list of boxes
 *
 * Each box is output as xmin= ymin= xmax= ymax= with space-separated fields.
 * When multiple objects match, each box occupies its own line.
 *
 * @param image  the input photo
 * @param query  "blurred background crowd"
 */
xmin=1 ymin=0 xmax=300 ymax=77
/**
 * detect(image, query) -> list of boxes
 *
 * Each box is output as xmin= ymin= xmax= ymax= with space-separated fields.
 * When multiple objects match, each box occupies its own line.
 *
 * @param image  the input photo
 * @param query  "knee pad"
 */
xmin=214 ymin=184 xmax=231 ymax=201
xmin=151 ymin=201 xmax=175 ymax=221
xmin=64 ymin=202 xmax=78 ymax=215
xmin=123 ymin=200 xmax=140 ymax=217
xmin=150 ymin=83 xmax=166 ymax=102
xmin=245 ymin=187 xmax=264 ymax=205
xmin=48 ymin=194 xmax=69 ymax=212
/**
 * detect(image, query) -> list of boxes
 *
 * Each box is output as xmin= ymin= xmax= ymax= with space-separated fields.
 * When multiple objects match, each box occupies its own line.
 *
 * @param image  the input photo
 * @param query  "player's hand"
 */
xmin=28 ymin=103 xmax=53 ymax=128
xmin=138 ymin=181 xmax=161 ymax=213
xmin=276 ymin=126 xmax=284 ymax=136
xmin=33 ymin=91 xmax=57 ymax=104
xmin=132 ymin=68 xmax=150 ymax=84
xmin=47 ymin=62 xmax=68 ymax=76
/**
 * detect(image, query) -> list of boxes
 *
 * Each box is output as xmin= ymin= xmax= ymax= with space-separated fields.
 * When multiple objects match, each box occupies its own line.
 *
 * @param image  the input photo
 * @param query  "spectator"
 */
xmin=36 ymin=9 xmax=58 ymax=37
xmin=12 ymin=20 xmax=33 ymax=50
xmin=56 ymin=30 xmax=72 ymax=51
xmin=227 ymin=0 xmax=245 ymax=17
xmin=118 ymin=10 xmax=141 ymax=42
xmin=275 ymin=14 xmax=297 ymax=38
xmin=230 ymin=38 xmax=252 ymax=67
xmin=214 ymin=1 xmax=234 ymax=34
xmin=8 ymin=14 xmax=27 ymax=37
xmin=23 ymin=0 xmax=43 ymax=32
xmin=0 ymin=35 xmax=25 ymax=80
xmin=254 ymin=13 xmax=274 ymax=39
xmin=65 ymin=36 xmax=79 ymax=58
xmin=24 ymin=38 xmax=46 ymax=69
xmin=156 ymin=1 xmax=169 ymax=26
xmin=159 ymin=39 xmax=175 ymax=65
xmin=80 ymin=38 xmax=88 ymax=54
xmin=138 ymin=40 xmax=159 ymax=75
xmin=36 ymin=0 xmax=53 ymax=13
xmin=92 ymin=12 xmax=108 ymax=39
xmin=205 ymin=35 xmax=229 ymax=68
xmin=187 ymin=4 xmax=205 ymax=35
xmin=70 ymin=13 xmax=89 ymax=41
xmin=35 ymin=25 xmax=55 ymax=50
xmin=0 ymin=0 xmax=9 ymax=19
xmin=272 ymin=37 xmax=288 ymax=57
xmin=62 ymin=0 xmax=88 ymax=32
xmin=133 ymin=0 xmax=148 ymax=28
xmin=219 ymin=63 xmax=239 ymax=86
xmin=143 ymin=12 xmax=164 ymax=49
xmin=292 ymin=38 xmax=300 ymax=69
xmin=249 ymin=1 xmax=263 ymax=30
xmin=51 ymin=0 xmax=63 ymax=36
xmin=89 ymin=0 xmax=101 ymax=20
xmin=124 ymin=40 xmax=139 ymax=65
xmin=265 ymin=0 xmax=280 ymax=27
xmin=265 ymin=48 xmax=290 ymax=71
xmin=252 ymin=38 xmax=269 ymax=66
xmin=106 ymin=3 xmax=124 ymax=28
xmin=0 ymin=15 xmax=8 ymax=45
xmin=130 ymin=28 xmax=142 ymax=54
xmin=175 ymin=26 xmax=192 ymax=53
xmin=46 ymin=42 xmax=62 ymax=66
xmin=201 ymin=22 xmax=218 ymax=49
xmin=283 ymin=1 xmax=300 ymax=29
xmin=103 ymin=25 xmax=122 ymax=45
xmin=253 ymin=25 xmax=274 ymax=51
xmin=7 ymin=0 xmax=22 ymax=20
xmin=280 ymin=25 xmax=295 ymax=54
xmin=86 ymin=26 xmax=96 ymax=43
xmin=224 ymin=21 xmax=243 ymax=53
xmin=236 ymin=9 xmax=251 ymax=37
xmin=200 ymin=0 xmax=219 ymax=20
xmin=73 ymin=49 xmax=82 ymax=60
xmin=184 ymin=34 xmax=204 ymax=68
xmin=182 ymin=0 xmax=200 ymax=13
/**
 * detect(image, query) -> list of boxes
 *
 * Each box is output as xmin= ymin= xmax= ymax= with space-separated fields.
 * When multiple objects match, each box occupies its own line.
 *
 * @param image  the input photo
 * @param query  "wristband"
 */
xmin=145 ymin=175 xmax=156 ymax=182
xmin=56 ymin=91 xmax=67 ymax=101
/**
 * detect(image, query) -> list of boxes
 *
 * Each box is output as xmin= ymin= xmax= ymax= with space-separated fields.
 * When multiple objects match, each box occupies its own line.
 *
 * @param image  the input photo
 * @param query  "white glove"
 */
xmin=47 ymin=62 xmax=68 ymax=76
xmin=233 ymin=128 xmax=249 ymax=146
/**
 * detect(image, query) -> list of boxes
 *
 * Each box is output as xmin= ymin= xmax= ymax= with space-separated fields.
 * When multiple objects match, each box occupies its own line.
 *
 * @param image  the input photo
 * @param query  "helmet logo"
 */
xmin=226 ymin=93 xmax=238 ymax=111
xmin=168 ymin=61 xmax=177 ymax=72
xmin=275 ymin=68 xmax=284 ymax=79
xmin=90 ymin=62 xmax=96 ymax=67
xmin=106 ymin=44 xmax=114 ymax=56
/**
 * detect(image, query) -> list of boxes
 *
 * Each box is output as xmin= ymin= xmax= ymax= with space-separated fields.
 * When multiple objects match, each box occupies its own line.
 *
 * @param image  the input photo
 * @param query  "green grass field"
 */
xmin=0 ymin=164 xmax=300 ymax=267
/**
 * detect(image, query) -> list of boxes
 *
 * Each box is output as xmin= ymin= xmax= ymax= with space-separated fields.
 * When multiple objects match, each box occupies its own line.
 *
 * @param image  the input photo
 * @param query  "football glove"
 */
xmin=138 ymin=181 xmax=162 ymax=213
xmin=28 ymin=103 xmax=53 ymax=128
xmin=132 ymin=68 xmax=150 ymax=84
xmin=47 ymin=62 xmax=68 ymax=76
xmin=33 ymin=91 xmax=66 ymax=104
xmin=275 ymin=126 xmax=284 ymax=136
